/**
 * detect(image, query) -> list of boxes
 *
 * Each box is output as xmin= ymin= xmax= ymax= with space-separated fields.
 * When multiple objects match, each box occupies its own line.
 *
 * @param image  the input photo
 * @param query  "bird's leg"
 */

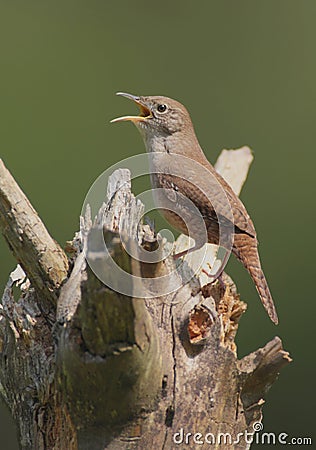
xmin=173 ymin=247 xmax=193 ymax=260
xmin=173 ymin=242 xmax=204 ymax=260
xmin=202 ymin=270 xmax=226 ymax=290
xmin=202 ymin=250 xmax=230 ymax=288
xmin=174 ymin=242 xmax=230 ymax=289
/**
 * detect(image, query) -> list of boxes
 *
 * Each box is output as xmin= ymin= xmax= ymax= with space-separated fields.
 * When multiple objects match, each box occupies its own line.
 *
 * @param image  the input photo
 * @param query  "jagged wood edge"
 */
xmin=0 ymin=159 xmax=69 ymax=310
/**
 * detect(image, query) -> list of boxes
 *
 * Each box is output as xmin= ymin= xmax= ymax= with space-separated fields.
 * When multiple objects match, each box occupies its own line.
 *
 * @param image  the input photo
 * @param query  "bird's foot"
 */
xmin=201 ymin=268 xmax=226 ymax=290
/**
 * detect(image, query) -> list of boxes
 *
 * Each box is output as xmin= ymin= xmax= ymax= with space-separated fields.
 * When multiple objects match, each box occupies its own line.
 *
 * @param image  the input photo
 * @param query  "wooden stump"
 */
xmin=0 ymin=150 xmax=291 ymax=449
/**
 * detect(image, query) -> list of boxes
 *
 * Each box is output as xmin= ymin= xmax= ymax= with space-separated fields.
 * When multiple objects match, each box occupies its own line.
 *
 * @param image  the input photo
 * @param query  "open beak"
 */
xmin=110 ymin=92 xmax=152 ymax=123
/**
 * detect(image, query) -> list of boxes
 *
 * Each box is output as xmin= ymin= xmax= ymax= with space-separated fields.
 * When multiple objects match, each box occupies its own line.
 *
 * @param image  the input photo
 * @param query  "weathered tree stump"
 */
xmin=0 ymin=149 xmax=291 ymax=449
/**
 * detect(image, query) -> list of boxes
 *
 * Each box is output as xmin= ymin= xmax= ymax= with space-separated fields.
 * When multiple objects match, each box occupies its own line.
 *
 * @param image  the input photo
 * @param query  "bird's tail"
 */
xmin=233 ymin=233 xmax=279 ymax=325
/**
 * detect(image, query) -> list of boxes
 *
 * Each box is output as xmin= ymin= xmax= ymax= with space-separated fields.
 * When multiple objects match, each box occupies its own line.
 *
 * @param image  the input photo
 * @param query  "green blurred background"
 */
xmin=0 ymin=1 xmax=315 ymax=448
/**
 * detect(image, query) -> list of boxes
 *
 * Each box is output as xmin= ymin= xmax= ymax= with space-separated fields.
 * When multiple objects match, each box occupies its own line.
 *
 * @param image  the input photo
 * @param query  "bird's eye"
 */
xmin=157 ymin=104 xmax=167 ymax=113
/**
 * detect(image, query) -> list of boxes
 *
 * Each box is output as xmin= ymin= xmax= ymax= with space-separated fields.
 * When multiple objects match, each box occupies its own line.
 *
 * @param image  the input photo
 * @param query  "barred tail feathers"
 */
xmin=233 ymin=233 xmax=279 ymax=325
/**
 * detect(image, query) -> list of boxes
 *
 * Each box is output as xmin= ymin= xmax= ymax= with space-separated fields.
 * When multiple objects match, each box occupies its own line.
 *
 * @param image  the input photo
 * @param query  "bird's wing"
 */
xmin=211 ymin=168 xmax=257 ymax=238
xmin=155 ymin=169 xmax=257 ymax=239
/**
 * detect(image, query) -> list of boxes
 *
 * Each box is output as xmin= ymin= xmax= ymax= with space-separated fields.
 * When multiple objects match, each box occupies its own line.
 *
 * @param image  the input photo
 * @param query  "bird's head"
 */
xmin=111 ymin=92 xmax=194 ymax=138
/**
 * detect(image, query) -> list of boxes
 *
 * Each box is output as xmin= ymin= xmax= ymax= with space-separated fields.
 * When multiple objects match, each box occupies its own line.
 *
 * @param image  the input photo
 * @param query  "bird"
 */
xmin=111 ymin=92 xmax=279 ymax=325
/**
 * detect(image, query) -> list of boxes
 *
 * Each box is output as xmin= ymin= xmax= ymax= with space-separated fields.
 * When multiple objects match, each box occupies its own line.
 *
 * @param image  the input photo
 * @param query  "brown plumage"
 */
xmin=111 ymin=93 xmax=279 ymax=324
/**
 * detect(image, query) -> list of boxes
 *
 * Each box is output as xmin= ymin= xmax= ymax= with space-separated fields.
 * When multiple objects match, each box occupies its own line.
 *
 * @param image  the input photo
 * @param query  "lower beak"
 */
xmin=110 ymin=92 xmax=152 ymax=123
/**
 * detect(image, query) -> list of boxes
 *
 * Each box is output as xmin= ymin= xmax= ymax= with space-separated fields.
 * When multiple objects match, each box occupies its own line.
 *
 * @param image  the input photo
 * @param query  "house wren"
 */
xmin=111 ymin=93 xmax=279 ymax=325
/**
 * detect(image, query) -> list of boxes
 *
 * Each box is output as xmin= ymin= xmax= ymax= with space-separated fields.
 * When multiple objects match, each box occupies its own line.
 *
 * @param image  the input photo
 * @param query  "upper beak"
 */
xmin=110 ymin=92 xmax=152 ymax=123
